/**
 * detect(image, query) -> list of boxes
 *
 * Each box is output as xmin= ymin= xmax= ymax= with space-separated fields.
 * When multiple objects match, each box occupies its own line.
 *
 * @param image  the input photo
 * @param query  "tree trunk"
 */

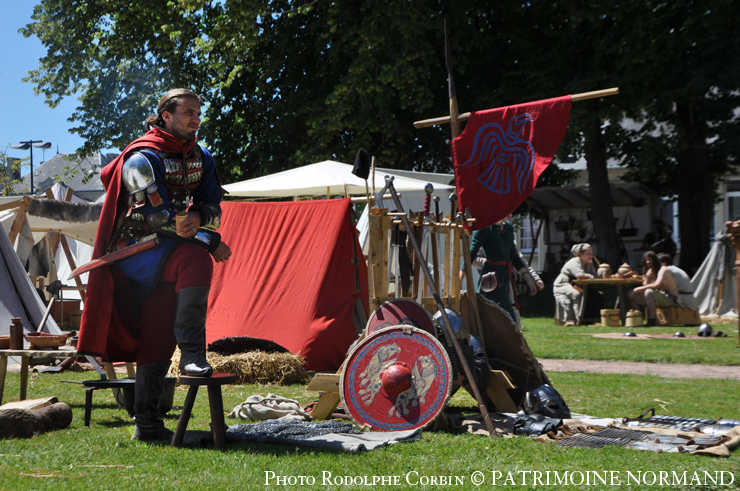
xmin=583 ymin=100 xmax=626 ymax=267
xmin=674 ymin=100 xmax=713 ymax=273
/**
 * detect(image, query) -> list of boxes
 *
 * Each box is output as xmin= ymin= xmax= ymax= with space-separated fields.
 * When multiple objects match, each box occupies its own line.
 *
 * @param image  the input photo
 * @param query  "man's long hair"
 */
xmin=144 ymin=88 xmax=201 ymax=130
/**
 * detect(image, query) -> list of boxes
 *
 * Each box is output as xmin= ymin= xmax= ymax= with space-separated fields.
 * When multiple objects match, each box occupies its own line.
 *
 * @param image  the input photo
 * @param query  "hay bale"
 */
xmin=169 ymin=348 xmax=309 ymax=385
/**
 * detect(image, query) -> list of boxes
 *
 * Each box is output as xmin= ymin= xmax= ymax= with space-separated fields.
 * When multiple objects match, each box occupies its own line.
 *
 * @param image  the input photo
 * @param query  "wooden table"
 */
xmin=572 ymin=278 xmax=643 ymax=325
xmin=0 ymin=347 xmax=78 ymax=405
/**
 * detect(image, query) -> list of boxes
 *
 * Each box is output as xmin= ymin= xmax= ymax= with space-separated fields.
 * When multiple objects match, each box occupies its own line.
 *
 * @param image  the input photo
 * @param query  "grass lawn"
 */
xmin=0 ymin=367 xmax=739 ymax=491
xmin=521 ymin=316 xmax=740 ymax=366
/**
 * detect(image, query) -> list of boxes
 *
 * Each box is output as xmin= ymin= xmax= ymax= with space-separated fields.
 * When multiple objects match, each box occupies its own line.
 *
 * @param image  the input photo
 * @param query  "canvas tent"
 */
xmin=206 ymin=199 xmax=368 ymax=371
xmin=222 ymin=160 xmax=453 ymax=199
xmin=691 ymin=232 xmax=737 ymax=318
xmin=0 ymin=184 xmax=98 ymax=301
xmin=0 ymin=216 xmax=63 ymax=339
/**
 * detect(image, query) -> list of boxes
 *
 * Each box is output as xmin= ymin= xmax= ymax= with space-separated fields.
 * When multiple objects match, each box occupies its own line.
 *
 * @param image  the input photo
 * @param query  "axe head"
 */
xmin=352 ymin=148 xmax=371 ymax=180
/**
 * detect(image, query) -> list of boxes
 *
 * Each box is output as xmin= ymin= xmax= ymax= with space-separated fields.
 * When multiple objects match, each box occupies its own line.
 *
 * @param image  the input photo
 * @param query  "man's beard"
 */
xmin=170 ymin=120 xmax=197 ymax=142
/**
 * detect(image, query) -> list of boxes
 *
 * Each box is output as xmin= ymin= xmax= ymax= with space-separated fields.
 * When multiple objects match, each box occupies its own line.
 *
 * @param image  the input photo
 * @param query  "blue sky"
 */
xmin=1 ymin=1 xmax=88 ymax=171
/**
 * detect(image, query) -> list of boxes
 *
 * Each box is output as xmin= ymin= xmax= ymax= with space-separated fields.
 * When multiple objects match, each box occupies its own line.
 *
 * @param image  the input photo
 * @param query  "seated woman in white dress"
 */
xmin=553 ymin=243 xmax=598 ymax=325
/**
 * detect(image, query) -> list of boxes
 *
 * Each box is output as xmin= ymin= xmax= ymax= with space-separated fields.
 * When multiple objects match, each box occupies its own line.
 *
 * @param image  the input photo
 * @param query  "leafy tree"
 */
xmin=616 ymin=0 xmax=740 ymax=271
xmin=0 ymin=152 xmax=27 ymax=196
xmin=23 ymin=0 xmax=738 ymax=270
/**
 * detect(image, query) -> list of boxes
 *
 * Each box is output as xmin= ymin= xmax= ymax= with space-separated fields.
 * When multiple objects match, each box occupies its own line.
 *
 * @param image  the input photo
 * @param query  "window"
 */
xmin=518 ymin=214 xmax=539 ymax=253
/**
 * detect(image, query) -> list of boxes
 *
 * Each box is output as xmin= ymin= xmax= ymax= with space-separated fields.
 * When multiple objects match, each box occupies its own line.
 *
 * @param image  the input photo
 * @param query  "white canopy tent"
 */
xmin=222 ymin=160 xmax=454 ymax=199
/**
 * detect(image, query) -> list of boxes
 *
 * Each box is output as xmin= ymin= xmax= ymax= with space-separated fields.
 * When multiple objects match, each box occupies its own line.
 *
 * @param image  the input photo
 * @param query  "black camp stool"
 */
xmin=80 ymin=378 xmax=135 ymax=428
xmin=171 ymin=373 xmax=236 ymax=450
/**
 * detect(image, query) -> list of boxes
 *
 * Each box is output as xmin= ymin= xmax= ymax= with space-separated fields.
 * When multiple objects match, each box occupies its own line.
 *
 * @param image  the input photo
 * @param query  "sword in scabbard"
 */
xmin=68 ymin=236 xmax=161 ymax=280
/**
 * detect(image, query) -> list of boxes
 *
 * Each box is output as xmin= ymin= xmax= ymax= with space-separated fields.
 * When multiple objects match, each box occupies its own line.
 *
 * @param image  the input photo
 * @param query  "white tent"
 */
xmin=0 ymin=184 xmax=98 ymax=300
xmin=691 ymin=232 xmax=737 ymax=318
xmin=0 ymin=214 xmax=62 ymax=338
xmin=223 ymin=160 xmax=454 ymax=198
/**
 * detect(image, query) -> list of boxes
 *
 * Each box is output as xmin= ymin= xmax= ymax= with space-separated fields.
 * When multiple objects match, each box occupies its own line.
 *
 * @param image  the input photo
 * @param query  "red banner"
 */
xmin=452 ymin=96 xmax=571 ymax=231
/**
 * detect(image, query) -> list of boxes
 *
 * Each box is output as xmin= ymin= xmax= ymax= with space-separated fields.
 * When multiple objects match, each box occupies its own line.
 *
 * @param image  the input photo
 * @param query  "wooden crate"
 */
xmin=50 ymin=299 xmax=81 ymax=324
xmin=656 ymin=306 xmax=701 ymax=327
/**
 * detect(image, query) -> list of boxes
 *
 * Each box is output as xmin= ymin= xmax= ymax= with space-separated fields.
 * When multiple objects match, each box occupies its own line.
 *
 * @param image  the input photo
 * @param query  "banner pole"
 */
xmin=414 ymin=87 xmax=619 ymax=129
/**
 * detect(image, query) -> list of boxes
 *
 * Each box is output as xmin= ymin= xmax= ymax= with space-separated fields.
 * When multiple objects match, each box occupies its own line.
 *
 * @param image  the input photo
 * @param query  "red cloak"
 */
xmin=77 ymin=128 xmax=197 ymax=361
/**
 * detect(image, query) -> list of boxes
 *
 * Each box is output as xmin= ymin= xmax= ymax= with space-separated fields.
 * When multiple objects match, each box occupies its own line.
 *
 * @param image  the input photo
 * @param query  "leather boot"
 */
xmin=132 ymin=361 xmax=175 ymax=440
xmin=174 ymin=287 xmax=213 ymax=377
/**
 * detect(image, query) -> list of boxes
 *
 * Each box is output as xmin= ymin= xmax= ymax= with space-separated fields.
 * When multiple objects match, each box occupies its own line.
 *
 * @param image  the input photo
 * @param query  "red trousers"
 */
xmin=136 ymin=244 xmax=212 ymax=366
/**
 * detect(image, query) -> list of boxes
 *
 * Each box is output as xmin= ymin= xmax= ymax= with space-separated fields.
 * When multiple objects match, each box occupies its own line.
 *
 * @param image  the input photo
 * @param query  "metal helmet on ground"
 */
xmin=697 ymin=323 xmax=713 ymax=337
xmin=523 ymin=384 xmax=571 ymax=419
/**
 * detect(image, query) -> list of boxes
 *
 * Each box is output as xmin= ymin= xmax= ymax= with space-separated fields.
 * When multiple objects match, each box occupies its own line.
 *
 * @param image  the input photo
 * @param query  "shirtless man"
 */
xmin=630 ymin=252 xmax=695 ymax=326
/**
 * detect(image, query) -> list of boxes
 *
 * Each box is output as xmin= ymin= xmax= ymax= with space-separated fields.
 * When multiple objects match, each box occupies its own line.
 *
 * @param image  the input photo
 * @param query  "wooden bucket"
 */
xmin=600 ymin=309 xmax=620 ymax=327
xmin=625 ymin=309 xmax=644 ymax=327
xmin=69 ymin=309 xmax=83 ymax=327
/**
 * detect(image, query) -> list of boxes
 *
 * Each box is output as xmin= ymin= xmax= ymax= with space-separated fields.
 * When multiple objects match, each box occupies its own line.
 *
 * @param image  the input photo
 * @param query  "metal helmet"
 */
xmin=469 ymin=334 xmax=487 ymax=362
xmin=523 ymin=384 xmax=571 ymax=419
xmin=674 ymin=331 xmax=686 ymax=338
xmin=432 ymin=308 xmax=467 ymax=337
xmin=697 ymin=323 xmax=713 ymax=337
xmin=122 ymin=152 xmax=155 ymax=194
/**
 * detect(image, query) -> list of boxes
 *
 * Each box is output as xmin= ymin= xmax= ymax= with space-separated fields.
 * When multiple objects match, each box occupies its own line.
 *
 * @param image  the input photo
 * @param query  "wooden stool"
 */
xmin=171 ymin=373 xmax=235 ymax=450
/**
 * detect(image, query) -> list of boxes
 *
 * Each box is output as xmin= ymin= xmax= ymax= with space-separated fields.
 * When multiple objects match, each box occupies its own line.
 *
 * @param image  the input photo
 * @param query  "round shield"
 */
xmin=340 ymin=325 xmax=453 ymax=431
xmin=366 ymin=299 xmax=435 ymax=337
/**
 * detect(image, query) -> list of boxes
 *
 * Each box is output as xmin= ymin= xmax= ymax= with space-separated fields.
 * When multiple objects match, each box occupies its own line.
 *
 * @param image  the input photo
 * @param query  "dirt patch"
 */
xmin=540 ymin=358 xmax=740 ymax=380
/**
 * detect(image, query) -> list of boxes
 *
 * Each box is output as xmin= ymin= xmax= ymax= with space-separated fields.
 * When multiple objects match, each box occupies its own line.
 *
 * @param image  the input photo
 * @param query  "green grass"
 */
xmin=521 ymin=317 xmax=740 ymax=366
xmin=1 ymin=369 xmax=739 ymax=491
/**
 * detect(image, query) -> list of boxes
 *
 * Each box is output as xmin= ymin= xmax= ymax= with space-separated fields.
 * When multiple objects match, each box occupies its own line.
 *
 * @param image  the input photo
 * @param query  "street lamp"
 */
xmin=10 ymin=140 xmax=51 ymax=193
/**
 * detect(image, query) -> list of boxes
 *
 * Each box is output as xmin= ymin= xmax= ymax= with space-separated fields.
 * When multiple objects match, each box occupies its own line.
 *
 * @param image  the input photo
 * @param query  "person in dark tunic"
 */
xmin=461 ymin=219 xmax=527 ymax=322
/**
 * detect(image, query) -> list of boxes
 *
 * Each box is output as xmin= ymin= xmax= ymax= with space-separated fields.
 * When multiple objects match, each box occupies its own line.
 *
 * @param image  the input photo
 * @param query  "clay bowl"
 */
xmin=24 ymin=332 xmax=69 ymax=349
xmin=0 ymin=336 xmax=10 ymax=349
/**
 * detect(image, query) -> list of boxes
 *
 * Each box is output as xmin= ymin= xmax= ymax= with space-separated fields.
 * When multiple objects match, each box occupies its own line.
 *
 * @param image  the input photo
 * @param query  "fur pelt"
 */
xmin=28 ymin=199 xmax=102 ymax=224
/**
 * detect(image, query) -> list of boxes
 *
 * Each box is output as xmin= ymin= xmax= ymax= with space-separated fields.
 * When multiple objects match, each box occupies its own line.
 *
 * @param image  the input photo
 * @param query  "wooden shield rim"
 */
xmin=340 ymin=325 xmax=453 ymax=432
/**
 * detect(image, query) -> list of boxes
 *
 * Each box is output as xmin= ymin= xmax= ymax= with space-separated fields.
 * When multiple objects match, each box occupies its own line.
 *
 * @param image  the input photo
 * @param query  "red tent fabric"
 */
xmin=206 ymin=199 xmax=368 ymax=370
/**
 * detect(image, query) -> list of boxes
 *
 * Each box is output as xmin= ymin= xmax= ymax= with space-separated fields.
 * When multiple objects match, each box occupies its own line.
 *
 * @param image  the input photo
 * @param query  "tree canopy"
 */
xmin=22 ymin=0 xmax=740 ymax=268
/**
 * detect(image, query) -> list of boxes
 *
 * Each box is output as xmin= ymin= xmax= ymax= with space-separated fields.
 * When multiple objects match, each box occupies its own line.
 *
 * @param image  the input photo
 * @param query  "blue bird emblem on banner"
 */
xmin=459 ymin=113 xmax=535 ymax=195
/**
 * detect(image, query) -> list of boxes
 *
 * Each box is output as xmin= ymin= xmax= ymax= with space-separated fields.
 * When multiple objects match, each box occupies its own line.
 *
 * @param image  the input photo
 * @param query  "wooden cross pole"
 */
xmin=414 ymin=87 xmax=620 ymax=130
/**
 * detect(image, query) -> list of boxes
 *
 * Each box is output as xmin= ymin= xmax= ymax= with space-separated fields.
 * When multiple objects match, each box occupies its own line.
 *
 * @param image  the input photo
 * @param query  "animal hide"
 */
xmin=28 ymin=199 xmax=102 ymax=223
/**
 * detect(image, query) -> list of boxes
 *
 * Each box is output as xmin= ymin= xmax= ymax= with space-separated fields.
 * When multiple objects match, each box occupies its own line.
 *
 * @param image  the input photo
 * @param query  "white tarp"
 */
xmin=691 ymin=232 xmax=737 ymax=318
xmin=0 ymin=215 xmax=62 ymax=336
xmin=222 ymin=160 xmax=454 ymax=198
xmin=1 ymin=183 xmax=97 ymax=300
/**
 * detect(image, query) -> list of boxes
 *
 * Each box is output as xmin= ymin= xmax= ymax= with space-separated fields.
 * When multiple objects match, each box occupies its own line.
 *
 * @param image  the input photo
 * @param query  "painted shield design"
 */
xmin=365 ymin=299 xmax=436 ymax=337
xmin=340 ymin=326 xmax=452 ymax=431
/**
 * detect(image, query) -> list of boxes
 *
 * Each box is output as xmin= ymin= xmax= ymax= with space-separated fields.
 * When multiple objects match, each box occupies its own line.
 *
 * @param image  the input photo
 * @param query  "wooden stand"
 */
xmin=307 ymin=204 xmax=517 ymax=420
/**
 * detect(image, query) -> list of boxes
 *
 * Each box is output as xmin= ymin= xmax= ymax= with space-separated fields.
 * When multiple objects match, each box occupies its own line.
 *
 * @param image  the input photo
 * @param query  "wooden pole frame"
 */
xmin=413 ymin=88 xmax=620 ymax=129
